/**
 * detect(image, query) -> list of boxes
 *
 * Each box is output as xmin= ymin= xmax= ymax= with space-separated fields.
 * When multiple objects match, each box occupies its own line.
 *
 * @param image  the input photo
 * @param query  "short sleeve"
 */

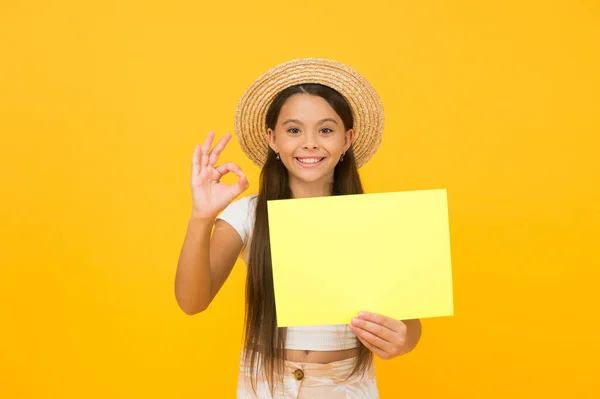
xmin=216 ymin=196 xmax=252 ymax=246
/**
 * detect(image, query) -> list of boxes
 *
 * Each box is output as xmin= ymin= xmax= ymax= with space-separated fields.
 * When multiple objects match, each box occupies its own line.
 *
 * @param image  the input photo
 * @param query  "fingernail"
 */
xmin=358 ymin=311 xmax=368 ymax=318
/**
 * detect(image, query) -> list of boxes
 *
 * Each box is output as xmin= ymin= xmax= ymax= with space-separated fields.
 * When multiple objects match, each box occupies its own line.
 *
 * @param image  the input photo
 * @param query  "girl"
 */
xmin=175 ymin=58 xmax=422 ymax=398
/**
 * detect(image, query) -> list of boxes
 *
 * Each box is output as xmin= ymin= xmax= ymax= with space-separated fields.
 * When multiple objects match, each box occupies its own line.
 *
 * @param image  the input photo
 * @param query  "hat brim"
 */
xmin=234 ymin=58 xmax=384 ymax=169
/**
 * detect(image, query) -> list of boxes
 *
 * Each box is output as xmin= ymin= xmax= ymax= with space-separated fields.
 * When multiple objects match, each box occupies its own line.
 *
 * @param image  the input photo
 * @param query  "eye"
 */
xmin=320 ymin=128 xmax=333 ymax=134
xmin=287 ymin=128 xmax=300 ymax=134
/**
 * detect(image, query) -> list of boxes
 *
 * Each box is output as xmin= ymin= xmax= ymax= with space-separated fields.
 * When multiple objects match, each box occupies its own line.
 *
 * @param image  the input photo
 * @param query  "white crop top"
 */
xmin=216 ymin=194 xmax=359 ymax=351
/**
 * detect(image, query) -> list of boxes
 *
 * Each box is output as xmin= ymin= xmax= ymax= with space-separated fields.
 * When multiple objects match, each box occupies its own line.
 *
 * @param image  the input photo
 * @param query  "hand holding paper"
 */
xmin=349 ymin=311 xmax=410 ymax=360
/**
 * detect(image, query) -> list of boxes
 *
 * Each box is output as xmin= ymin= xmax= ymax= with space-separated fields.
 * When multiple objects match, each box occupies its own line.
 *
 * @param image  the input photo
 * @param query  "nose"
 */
xmin=302 ymin=131 xmax=319 ymax=149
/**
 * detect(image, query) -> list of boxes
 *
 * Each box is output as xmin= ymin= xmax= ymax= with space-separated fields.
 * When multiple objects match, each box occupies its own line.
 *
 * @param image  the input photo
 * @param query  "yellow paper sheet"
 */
xmin=267 ymin=189 xmax=454 ymax=327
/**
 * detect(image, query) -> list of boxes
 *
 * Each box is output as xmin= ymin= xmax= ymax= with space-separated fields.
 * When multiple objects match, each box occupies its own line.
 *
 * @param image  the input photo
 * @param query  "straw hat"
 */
xmin=233 ymin=58 xmax=385 ymax=168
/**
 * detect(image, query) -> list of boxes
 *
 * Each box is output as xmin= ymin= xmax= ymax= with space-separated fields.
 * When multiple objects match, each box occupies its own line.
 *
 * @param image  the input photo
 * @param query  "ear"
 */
xmin=344 ymin=128 xmax=355 ymax=152
xmin=267 ymin=128 xmax=279 ymax=154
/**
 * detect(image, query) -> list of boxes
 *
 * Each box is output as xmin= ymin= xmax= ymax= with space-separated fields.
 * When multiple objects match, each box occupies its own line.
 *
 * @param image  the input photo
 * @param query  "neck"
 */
xmin=288 ymin=174 xmax=334 ymax=198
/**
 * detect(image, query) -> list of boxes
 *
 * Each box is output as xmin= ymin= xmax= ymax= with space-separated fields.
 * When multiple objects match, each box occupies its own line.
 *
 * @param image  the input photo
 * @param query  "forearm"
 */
xmin=174 ymin=215 xmax=214 ymax=314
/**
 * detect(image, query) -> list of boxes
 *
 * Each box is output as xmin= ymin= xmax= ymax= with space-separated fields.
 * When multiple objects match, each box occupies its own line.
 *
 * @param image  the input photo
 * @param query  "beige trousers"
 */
xmin=236 ymin=354 xmax=379 ymax=399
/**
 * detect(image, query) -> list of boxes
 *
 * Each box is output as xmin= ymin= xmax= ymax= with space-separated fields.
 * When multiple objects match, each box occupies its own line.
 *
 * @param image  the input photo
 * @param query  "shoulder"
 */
xmin=216 ymin=194 xmax=257 ymax=245
xmin=223 ymin=194 xmax=258 ymax=215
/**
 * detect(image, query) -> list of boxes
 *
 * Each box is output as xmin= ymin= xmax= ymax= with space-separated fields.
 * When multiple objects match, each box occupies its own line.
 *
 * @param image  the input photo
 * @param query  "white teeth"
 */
xmin=297 ymin=158 xmax=322 ymax=164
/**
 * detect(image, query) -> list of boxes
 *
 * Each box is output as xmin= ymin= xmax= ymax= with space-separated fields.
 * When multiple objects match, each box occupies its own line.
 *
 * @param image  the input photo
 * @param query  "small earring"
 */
xmin=276 ymin=153 xmax=280 ymax=160
xmin=340 ymin=151 xmax=345 ymax=162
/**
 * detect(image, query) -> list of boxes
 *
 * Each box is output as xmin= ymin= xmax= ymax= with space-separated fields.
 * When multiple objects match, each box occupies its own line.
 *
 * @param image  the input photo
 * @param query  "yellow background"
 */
xmin=1 ymin=0 xmax=598 ymax=397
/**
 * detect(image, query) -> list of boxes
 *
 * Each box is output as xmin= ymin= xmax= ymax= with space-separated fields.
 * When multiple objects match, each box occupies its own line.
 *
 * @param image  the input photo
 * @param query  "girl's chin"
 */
xmin=288 ymin=168 xmax=335 ymax=183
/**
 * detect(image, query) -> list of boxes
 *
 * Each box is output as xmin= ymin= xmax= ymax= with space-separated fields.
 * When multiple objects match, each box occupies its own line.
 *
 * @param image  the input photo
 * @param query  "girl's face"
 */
xmin=267 ymin=94 xmax=354 ymax=187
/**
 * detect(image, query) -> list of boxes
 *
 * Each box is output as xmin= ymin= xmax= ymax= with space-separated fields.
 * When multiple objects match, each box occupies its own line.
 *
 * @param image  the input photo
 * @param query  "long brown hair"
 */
xmin=242 ymin=83 xmax=373 ymax=395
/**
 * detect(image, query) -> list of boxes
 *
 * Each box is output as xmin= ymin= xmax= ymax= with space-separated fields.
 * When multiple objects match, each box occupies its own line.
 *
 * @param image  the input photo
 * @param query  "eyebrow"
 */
xmin=282 ymin=118 xmax=338 ymax=125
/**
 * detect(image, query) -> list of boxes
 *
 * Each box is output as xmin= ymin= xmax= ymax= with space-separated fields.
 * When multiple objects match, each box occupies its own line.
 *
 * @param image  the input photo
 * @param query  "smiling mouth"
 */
xmin=294 ymin=157 xmax=326 ymax=167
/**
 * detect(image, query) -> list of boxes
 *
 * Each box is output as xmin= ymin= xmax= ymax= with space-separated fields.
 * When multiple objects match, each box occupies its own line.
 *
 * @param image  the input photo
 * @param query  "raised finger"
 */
xmin=191 ymin=144 xmax=202 ymax=179
xmin=201 ymin=131 xmax=215 ymax=169
xmin=208 ymin=132 xmax=232 ymax=167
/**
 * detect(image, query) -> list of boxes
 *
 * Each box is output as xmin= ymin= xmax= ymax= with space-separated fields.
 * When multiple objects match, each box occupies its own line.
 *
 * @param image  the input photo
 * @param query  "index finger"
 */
xmin=201 ymin=131 xmax=215 ymax=169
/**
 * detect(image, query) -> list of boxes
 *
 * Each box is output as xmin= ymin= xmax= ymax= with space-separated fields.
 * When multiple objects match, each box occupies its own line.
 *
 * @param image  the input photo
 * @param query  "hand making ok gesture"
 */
xmin=190 ymin=131 xmax=249 ymax=220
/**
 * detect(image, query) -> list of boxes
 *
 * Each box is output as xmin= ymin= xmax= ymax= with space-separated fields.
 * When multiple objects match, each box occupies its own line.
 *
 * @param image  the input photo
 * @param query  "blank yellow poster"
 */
xmin=267 ymin=189 xmax=454 ymax=327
